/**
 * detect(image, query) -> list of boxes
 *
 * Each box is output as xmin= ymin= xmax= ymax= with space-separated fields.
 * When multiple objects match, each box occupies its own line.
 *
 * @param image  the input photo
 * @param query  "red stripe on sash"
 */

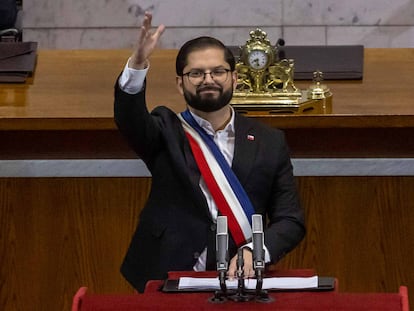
xmin=185 ymin=132 xmax=246 ymax=246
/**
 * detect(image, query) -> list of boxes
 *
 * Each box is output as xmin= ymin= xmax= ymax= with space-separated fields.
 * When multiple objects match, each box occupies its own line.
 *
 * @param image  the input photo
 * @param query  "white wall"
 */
xmin=22 ymin=0 xmax=414 ymax=49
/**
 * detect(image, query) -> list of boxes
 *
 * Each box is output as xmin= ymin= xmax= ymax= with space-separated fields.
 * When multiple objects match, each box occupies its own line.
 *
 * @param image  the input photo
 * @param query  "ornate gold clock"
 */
xmin=238 ymin=29 xmax=275 ymax=93
xmin=241 ymin=29 xmax=274 ymax=71
xmin=231 ymin=29 xmax=332 ymax=114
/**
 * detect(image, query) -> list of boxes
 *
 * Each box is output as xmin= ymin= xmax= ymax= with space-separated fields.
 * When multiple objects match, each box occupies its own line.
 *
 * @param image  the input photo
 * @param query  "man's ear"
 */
xmin=176 ymin=76 xmax=184 ymax=95
xmin=232 ymin=70 xmax=238 ymax=89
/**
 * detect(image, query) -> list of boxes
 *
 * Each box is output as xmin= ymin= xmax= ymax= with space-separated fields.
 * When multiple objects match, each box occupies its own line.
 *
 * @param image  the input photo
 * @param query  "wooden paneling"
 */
xmin=2 ymin=127 xmax=414 ymax=160
xmin=1 ymin=177 xmax=413 ymax=310
xmin=0 ymin=178 xmax=150 ymax=311
xmin=277 ymin=177 xmax=414 ymax=297
xmin=0 ymin=130 xmax=134 ymax=160
xmin=284 ymin=127 xmax=414 ymax=158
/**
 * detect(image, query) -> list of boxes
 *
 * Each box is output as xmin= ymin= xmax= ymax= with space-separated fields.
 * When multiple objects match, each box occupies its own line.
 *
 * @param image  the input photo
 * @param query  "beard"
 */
xmin=183 ymin=84 xmax=233 ymax=113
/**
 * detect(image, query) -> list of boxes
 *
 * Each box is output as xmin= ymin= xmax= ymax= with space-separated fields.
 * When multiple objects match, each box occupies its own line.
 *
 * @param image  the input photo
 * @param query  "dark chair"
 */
xmin=0 ymin=0 xmax=22 ymax=42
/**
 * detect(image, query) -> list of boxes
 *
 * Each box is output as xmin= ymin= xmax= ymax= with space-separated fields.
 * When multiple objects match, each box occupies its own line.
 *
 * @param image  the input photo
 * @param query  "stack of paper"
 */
xmin=178 ymin=276 xmax=318 ymax=290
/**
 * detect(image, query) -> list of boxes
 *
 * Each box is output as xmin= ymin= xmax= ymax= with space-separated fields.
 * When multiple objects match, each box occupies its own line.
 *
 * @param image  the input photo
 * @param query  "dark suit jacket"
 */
xmin=114 ymin=83 xmax=305 ymax=292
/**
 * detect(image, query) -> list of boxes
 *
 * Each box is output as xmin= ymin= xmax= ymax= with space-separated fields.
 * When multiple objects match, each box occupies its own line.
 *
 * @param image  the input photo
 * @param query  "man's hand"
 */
xmin=227 ymin=248 xmax=255 ymax=280
xmin=129 ymin=12 xmax=165 ymax=70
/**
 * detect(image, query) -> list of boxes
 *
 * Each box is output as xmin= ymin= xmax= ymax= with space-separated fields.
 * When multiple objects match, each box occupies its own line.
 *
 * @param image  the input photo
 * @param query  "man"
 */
xmin=114 ymin=12 xmax=305 ymax=293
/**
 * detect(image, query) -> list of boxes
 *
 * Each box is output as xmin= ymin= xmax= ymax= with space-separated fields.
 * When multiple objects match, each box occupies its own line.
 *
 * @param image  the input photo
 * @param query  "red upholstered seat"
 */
xmin=71 ymin=287 xmax=88 ymax=311
xmin=400 ymin=286 xmax=410 ymax=311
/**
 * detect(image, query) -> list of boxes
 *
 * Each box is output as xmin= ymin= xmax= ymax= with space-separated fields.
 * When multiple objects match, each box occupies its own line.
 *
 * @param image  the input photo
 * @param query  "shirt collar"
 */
xmin=189 ymin=107 xmax=235 ymax=136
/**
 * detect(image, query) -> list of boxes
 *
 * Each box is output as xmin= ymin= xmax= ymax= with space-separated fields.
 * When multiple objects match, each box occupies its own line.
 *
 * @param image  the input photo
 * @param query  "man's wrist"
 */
xmin=128 ymin=58 xmax=149 ymax=70
xmin=118 ymin=59 xmax=148 ymax=94
xmin=242 ymin=246 xmax=252 ymax=252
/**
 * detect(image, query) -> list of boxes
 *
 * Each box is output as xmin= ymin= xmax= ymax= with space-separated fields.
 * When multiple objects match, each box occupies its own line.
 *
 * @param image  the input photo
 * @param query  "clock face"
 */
xmin=247 ymin=50 xmax=269 ymax=70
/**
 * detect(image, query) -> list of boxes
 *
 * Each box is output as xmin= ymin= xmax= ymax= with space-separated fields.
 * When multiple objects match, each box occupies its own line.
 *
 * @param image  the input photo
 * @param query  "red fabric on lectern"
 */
xmin=72 ymin=271 xmax=409 ymax=311
xmin=74 ymin=286 xmax=409 ymax=311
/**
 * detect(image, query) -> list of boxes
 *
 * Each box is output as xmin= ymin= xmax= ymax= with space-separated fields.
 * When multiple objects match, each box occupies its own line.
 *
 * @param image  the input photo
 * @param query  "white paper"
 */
xmin=178 ymin=276 xmax=318 ymax=290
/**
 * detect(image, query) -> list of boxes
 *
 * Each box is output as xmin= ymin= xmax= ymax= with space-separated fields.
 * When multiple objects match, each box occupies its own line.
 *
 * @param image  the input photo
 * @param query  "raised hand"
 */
xmin=129 ymin=12 xmax=165 ymax=69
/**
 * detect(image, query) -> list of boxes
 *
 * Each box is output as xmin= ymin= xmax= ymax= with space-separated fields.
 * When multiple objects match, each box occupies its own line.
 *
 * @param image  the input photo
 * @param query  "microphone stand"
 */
xmin=219 ymin=270 xmax=227 ymax=294
xmin=210 ymin=216 xmax=229 ymax=303
xmin=210 ymin=270 xmax=228 ymax=303
xmin=255 ymin=268 xmax=263 ymax=294
xmin=254 ymin=267 xmax=273 ymax=302
xmin=228 ymin=248 xmax=252 ymax=302
xmin=210 ymin=248 xmax=273 ymax=303
xmin=251 ymin=213 xmax=273 ymax=302
xmin=210 ymin=213 xmax=273 ymax=303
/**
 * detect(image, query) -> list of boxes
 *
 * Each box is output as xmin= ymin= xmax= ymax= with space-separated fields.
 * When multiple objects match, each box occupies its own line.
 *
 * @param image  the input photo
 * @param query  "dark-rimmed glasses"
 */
xmin=182 ymin=68 xmax=231 ymax=85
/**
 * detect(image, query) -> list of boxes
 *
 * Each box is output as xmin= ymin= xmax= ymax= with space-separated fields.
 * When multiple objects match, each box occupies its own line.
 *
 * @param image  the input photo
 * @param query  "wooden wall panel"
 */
xmin=276 ymin=177 xmax=414 ymax=301
xmin=0 ymin=178 xmax=150 ymax=311
xmin=1 ymin=176 xmax=413 ymax=310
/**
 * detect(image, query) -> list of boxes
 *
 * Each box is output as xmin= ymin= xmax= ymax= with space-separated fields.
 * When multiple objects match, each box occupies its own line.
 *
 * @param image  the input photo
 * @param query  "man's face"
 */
xmin=176 ymin=48 xmax=237 ymax=113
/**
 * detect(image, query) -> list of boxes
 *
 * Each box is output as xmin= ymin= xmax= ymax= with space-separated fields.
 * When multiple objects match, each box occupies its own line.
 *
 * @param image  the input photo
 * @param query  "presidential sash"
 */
xmin=179 ymin=110 xmax=254 ymax=246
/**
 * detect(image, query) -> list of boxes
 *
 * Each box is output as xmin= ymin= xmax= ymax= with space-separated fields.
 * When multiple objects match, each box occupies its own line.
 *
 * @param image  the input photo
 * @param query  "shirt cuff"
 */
xmin=118 ymin=58 xmax=149 ymax=94
xmin=243 ymin=242 xmax=271 ymax=263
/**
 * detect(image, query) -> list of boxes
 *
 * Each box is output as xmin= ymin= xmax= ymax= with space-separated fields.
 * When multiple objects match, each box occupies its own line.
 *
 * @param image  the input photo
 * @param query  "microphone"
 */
xmin=252 ymin=214 xmax=265 ymax=271
xmin=216 ymin=216 xmax=229 ymax=272
xmin=251 ymin=215 xmax=273 ymax=302
xmin=215 ymin=216 xmax=229 ymax=297
xmin=252 ymin=214 xmax=267 ymax=297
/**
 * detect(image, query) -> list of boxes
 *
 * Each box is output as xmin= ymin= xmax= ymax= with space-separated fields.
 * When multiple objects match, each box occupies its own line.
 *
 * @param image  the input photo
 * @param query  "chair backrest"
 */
xmin=0 ymin=0 xmax=17 ymax=30
xmin=71 ymin=287 xmax=88 ymax=311
xmin=0 ymin=0 xmax=21 ymax=42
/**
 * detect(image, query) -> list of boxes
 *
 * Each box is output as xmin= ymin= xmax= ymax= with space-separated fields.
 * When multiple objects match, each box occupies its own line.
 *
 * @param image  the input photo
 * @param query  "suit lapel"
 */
xmin=232 ymin=114 xmax=258 ymax=186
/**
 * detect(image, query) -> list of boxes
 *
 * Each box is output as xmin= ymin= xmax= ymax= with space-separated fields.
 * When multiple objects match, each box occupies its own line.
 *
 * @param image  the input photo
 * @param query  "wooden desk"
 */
xmin=1 ymin=49 xmax=414 ymax=311
xmin=1 ymin=49 xmax=414 ymax=158
xmin=1 ymin=49 xmax=414 ymax=126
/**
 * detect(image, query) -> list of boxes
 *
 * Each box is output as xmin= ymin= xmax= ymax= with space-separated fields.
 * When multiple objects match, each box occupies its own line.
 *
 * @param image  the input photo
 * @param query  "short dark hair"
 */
xmin=175 ymin=36 xmax=235 ymax=76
